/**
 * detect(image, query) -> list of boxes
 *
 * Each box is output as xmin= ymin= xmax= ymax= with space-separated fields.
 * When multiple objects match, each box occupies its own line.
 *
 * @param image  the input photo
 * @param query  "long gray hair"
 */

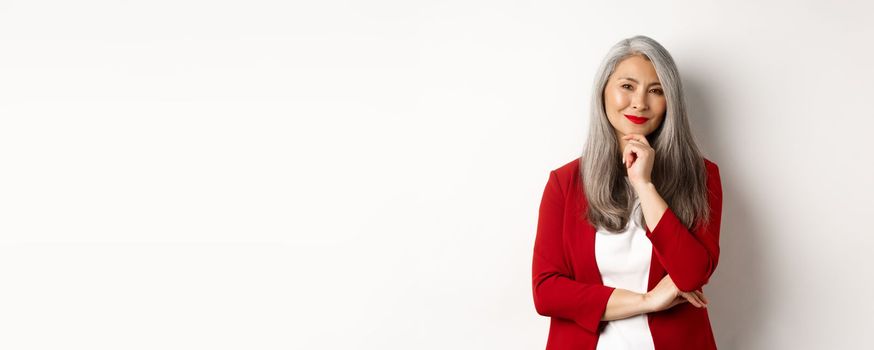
xmin=580 ymin=35 xmax=711 ymax=233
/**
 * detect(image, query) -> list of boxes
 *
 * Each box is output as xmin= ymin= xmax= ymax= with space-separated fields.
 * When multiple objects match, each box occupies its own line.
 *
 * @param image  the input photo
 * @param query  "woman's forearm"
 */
xmin=601 ymin=288 xmax=651 ymax=321
xmin=632 ymin=182 xmax=669 ymax=232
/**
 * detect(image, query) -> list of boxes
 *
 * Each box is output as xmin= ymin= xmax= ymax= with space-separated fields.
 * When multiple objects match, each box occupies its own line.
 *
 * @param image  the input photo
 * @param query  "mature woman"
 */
xmin=532 ymin=35 xmax=723 ymax=350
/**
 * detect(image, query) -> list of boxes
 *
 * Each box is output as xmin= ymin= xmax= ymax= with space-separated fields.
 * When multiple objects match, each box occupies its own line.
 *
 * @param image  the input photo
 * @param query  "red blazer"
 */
xmin=532 ymin=157 xmax=723 ymax=350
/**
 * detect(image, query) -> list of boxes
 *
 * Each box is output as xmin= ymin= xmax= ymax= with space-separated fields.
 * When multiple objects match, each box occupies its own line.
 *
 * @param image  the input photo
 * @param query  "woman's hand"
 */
xmin=679 ymin=290 xmax=709 ymax=308
xmin=621 ymin=134 xmax=654 ymax=189
xmin=644 ymin=274 xmax=709 ymax=312
xmin=643 ymin=274 xmax=685 ymax=312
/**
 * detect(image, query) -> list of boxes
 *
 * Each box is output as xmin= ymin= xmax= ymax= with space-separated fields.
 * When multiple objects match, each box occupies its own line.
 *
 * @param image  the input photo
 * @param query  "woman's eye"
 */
xmin=621 ymin=84 xmax=633 ymax=90
xmin=650 ymin=89 xmax=664 ymax=95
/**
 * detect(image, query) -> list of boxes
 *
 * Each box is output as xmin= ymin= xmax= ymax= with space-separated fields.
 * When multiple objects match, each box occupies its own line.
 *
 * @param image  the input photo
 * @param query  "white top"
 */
xmin=594 ymin=187 xmax=655 ymax=350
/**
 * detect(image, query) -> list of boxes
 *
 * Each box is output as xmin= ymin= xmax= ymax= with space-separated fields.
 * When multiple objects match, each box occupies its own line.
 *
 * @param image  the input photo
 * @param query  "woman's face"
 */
xmin=603 ymin=55 xmax=667 ymax=139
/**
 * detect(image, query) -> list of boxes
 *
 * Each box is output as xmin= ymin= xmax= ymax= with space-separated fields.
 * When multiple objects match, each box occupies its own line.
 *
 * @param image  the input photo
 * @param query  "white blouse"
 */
xmin=594 ymin=187 xmax=655 ymax=350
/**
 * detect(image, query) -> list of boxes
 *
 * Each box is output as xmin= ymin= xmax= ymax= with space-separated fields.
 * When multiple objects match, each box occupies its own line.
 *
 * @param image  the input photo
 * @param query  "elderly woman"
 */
xmin=532 ymin=35 xmax=723 ymax=350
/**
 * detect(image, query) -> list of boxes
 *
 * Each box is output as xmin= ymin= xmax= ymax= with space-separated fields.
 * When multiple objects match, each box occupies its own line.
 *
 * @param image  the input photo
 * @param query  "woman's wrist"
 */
xmin=640 ymin=292 xmax=655 ymax=313
xmin=631 ymin=181 xmax=656 ymax=194
xmin=603 ymin=289 xmax=652 ymax=321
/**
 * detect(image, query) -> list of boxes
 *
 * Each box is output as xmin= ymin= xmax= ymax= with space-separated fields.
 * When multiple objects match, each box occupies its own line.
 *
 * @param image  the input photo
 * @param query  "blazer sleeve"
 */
xmin=532 ymin=170 xmax=615 ymax=335
xmin=645 ymin=161 xmax=723 ymax=292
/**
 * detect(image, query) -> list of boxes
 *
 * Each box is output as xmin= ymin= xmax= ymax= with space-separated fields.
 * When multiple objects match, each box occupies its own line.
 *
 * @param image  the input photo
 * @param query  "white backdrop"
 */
xmin=1 ymin=0 xmax=872 ymax=349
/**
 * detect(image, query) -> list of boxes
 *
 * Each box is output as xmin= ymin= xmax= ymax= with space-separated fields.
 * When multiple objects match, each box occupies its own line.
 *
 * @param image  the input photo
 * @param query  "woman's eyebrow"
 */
xmin=618 ymin=77 xmax=662 ymax=86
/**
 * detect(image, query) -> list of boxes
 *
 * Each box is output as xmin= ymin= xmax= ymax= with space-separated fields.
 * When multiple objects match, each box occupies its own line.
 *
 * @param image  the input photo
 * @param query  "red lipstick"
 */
xmin=624 ymin=114 xmax=649 ymax=124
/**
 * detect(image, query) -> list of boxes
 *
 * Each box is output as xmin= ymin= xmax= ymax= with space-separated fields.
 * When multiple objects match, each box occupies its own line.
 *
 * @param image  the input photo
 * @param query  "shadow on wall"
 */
xmin=684 ymin=75 xmax=769 ymax=350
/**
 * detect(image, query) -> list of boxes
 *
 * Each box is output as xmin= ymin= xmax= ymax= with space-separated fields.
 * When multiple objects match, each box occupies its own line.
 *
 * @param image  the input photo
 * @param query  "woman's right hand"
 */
xmin=644 ymin=274 xmax=708 ymax=312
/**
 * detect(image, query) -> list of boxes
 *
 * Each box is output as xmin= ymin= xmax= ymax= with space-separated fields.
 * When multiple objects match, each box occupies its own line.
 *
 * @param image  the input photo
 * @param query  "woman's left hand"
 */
xmin=621 ymin=134 xmax=655 ymax=190
xmin=679 ymin=289 xmax=709 ymax=308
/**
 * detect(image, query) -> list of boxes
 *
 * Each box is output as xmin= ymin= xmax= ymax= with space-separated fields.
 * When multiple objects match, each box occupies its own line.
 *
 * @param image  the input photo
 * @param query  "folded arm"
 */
xmin=532 ymin=170 xmax=616 ymax=334
xmin=635 ymin=163 xmax=724 ymax=292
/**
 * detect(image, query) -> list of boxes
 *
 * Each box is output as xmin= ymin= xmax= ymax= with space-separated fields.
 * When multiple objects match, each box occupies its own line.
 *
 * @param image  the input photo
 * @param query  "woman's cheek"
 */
xmin=655 ymin=97 xmax=668 ymax=111
xmin=608 ymin=89 xmax=627 ymax=107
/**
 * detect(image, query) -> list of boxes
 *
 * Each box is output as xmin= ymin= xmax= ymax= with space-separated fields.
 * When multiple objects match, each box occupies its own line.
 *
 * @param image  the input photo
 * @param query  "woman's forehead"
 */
xmin=612 ymin=57 xmax=660 ymax=84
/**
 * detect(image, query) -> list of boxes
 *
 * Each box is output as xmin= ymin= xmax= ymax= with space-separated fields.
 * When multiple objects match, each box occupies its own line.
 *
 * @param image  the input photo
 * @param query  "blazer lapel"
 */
xmin=647 ymin=246 xmax=665 ymax=291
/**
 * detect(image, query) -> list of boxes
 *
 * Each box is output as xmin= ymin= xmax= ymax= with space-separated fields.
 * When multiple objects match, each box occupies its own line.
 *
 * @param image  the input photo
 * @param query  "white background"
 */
xmin=1 ymin=0 xmax=872 ymax=349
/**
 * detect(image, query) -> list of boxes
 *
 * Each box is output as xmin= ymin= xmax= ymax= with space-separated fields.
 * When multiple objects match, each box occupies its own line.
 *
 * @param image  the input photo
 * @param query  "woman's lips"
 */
xmin=624 ymin=114 xmax=649 ymax=124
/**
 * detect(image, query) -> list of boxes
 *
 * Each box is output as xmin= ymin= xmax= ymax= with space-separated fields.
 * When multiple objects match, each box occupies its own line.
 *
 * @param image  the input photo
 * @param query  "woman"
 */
xmin=531 ymin=35 xmax=723 ymax=350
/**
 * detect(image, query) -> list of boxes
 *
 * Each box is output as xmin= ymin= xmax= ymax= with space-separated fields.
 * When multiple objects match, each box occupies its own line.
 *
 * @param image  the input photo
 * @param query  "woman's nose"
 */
xmin=631 ymin=92 xmax=648 ymax=111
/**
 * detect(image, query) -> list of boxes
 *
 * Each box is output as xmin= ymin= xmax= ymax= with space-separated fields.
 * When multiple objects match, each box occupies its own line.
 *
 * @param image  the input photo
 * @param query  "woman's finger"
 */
xmin=689 ymin=291 xmax=707 ymax=307
xmin=681 ymin=292 xmax=703 ymax=308
xmin=685 ymin=293 xmax=702 ymax=308
xmin=622 ymin=142 xmax=637 ymax=168
xmin=622 ymin=133 xmax=651 ymax=147
xmin=695 ymin=290 xmax=709 ymax=305
xmin=678 ymin=292 xmax=694 ymax=307
xmin=626 ymin=139 xmax=652 ymax=153
xmin=624 ymin=141 xmax=651 ymax=169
